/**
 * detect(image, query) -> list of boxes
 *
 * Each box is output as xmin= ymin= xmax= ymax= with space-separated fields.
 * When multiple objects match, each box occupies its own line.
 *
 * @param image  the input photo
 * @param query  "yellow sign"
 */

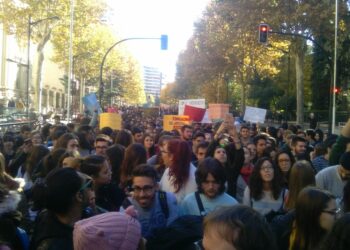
xmin=99 ymin=113 xmax=122 ymax=130
xmin=163 ymin=115 xmax=190 ymax=131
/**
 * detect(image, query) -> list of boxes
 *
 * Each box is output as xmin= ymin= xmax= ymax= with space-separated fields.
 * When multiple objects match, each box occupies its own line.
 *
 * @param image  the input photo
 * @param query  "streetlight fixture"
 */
xmin=26 ymin=15 xmax=59 ymax=121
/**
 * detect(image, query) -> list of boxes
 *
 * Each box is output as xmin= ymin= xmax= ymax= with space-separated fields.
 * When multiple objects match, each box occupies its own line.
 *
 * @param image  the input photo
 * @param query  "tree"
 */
xmin=1 ymin=0 xmax=107 ymax=111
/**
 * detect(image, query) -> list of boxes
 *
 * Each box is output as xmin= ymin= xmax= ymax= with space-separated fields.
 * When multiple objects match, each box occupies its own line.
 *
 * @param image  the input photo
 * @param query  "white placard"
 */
xmin=178 ymin=99 xmax=205 ymax=115
xmin=243 ymin=106 xmax=267 ymax=123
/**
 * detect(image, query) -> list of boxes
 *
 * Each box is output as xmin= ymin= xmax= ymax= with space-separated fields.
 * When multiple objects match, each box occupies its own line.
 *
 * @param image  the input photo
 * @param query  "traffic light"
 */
xmin=259 ymin=24 xmax=269 ymax=44
xmin=160 ymin=34 xmax=168 ymax=50
xmin=333 ymin=87 xmax=340 ymax=94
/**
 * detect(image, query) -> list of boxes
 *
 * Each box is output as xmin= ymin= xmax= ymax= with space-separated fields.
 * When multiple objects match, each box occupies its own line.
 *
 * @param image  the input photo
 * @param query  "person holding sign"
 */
xmin=206 ymin=114 xmax=245 ymax=198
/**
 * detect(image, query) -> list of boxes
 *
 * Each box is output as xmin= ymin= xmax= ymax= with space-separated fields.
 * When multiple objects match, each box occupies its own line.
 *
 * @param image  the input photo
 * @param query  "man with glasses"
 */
xmin=121 ymin=164 xmax=178 ymax=239
xmin=316 ymin=151 xmax=350 ymax=199
xmin=94 ymin=134 xmax=112 ymax=157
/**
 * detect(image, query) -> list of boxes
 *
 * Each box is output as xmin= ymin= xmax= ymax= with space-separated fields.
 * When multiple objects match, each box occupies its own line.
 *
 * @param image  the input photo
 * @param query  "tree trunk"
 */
xmin=294 ymin=38 xmax=306 ymax=125
xmin=34 ymin=25 xmax=52 ymax=111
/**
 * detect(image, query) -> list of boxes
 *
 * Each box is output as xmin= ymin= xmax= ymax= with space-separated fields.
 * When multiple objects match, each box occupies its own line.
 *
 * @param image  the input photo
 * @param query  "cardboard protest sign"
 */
xmin=99 ymin=113 xmax=122 ymax=130
xmin=183 ymin=105 xmax=206 ymax=122
xmin=208 ymin=104 xmax=229 ymax=120
xmin=163 ymin=115 xmax=190 ymax=131
xmin=178 ymin=99 xmax=205 ymax=115
xmin=244 ymin=106 xmax=267 ymax=123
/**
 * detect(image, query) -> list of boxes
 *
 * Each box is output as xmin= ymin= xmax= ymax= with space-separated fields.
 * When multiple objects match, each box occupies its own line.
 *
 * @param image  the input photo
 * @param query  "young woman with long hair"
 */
xmin=80 ymin=155 xmax=125 ymax=211
xmin=142 ymin=133 xmax=156 ymax=159
xmin=289 ymin=187 xmax=337 ymax=250
xmin=159 ymin=139 xmax=197 ymax=203
xmin=275 ymin=151 xmax=295 ymax=188
xmin=119 ymin=143 xmax=147 ymax=191
xmin=285 ymin=160 xmax=315 ymax=211
xmin=243 ymin=157 xmax=287 ymax=216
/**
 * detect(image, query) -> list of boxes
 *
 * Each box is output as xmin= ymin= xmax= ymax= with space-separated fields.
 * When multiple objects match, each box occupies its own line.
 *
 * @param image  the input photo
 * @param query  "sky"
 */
xmin=106 ymin=0 xmax=211 ymax=83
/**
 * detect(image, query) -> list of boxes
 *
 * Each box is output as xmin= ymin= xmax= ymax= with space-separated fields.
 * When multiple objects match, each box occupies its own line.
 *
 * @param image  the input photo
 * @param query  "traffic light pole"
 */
xmin=99 ymin=36 xmax=167 ymax=105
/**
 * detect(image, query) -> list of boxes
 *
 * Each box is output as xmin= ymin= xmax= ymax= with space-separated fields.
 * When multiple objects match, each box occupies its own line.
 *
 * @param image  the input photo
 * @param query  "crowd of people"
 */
xmin=0 ymin=106 xmax=349 ymax=250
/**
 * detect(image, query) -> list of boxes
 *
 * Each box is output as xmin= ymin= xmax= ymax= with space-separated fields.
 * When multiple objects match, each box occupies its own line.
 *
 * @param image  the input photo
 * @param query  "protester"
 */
xmin=146 ymin=134 xmax=173 ymax=181
xmin=284 ymin=160 xmax=315 ymax=211
xmin=316 ymin=151 xmax=350 ymax=199
xmin=191 ymin=131 xmax=205 ymax=161
xmin=30 ymin=168 xmax=92 ymax=250
xmin=203 ymin=205 xmax=278 ymax=250
xmin=106 ymin=144 xmax=125 ymax=184
xmin=131 ymin=127 xmax=143 ymax=144
xmin=236 ymin=146 xmax=254 ymax=203
xmin=80 ymin=155 xmax=124 ymax=211
xmin=121 ymin=164 xmax=178 ymax=239
xmin=290 ymin=135 xmax=309 ymax=161
xmin=159 ymin=139 xmax=197 ymax=203
xmin=55 ymin=133 xmax=80 ymax=155
xmin=180 ymin=125 xmax=193 ymax=142
xmin=119 ymin=143 xmax=147 ymax=191
xmin=288 ymin=187 xmax=337 ymax=250
xmin=192 ymin=141 xmax=209 ymax=167
xmin=142 ymin=133 xmax=156 ymax=159
xmin=322 ymin=213 xmax=350 ymax=250
xmin=181 ymin=157 xmax=238 ymax=216
xmin=73 ymin=212 xmax=142 ymax=250
xmin=275 ymin=150 xmax=295 ymax=187
xmin=0 ymin=184 xmax=24 ymax=250
xmin=115 ymin=129 xmax=133 ymax=148
xmin=243 ymin=157 xmax=287 ymax=216
xmin=94 ymin=134 xmax=112 ymax=157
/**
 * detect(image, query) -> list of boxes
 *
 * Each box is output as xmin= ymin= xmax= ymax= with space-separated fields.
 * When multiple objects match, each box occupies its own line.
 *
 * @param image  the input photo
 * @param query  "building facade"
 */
xmin=143 ymin=66 xmax=163 ymax=100
xmin=0 ymin=23 xmax=65 ymax=115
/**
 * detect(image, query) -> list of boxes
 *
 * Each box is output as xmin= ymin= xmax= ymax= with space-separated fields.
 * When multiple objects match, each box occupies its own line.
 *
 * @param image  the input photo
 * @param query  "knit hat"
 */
xmin=340 ymin=152 xmax=350 ymax=170
xmin=73 ymin=212 xmax=141 ymax=250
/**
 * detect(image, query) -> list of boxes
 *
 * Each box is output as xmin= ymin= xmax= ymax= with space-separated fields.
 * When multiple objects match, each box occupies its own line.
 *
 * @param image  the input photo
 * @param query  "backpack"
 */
xmin=122 ymin=191 xmax=169 ymax=219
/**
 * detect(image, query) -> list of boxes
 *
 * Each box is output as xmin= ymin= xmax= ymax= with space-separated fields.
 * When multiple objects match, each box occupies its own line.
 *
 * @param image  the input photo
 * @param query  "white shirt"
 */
xmin=160 ymin=163 xmax=197 ymax=203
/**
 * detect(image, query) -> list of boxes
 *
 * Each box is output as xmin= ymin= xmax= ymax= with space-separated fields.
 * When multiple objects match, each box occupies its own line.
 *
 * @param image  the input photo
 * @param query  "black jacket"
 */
xmin=30 ymin=210 xmax=73 ymax=250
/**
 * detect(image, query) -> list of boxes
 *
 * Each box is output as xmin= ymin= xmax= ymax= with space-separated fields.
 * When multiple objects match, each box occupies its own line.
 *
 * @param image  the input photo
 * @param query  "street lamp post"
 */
xmin=99 ymin=35 xmax=168 ymax=105
xmin=26 ymin=15 xmax=59 ymax=121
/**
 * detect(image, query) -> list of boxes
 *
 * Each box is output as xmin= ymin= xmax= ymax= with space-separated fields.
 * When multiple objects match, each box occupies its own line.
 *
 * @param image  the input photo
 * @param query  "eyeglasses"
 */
xmin=323 ymin=208 xmax=341 ymax=216
xmin=261 ymin=166 xmax=274 ymax=171
xmin=131 ymin=185 xmax=154 ymax=194
xmin=79 ymin=179 xmax=93 ymax=192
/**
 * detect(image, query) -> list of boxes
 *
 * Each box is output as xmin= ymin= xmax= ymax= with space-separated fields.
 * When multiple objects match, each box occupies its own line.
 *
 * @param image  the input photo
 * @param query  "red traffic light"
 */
xmin=333 ymin=87 xmax=340 ymax=93
xmin=260 ymin=26 xmax=267 ymax=32
xmin=258 ymin=24 xmax=269 ymax=44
